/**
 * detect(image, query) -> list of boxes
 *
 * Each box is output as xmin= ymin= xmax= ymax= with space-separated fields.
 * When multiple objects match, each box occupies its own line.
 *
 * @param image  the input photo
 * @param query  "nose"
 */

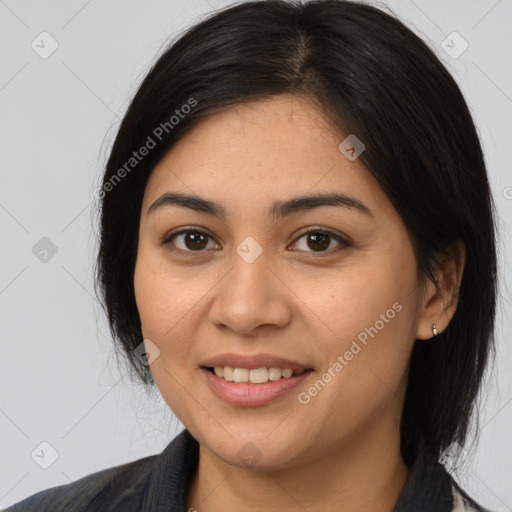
xmin=208 ymin=252 xmax=292 ymax=336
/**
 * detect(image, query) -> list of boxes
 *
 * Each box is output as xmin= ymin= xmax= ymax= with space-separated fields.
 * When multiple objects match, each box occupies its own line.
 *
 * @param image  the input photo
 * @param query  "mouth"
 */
xmin=199 ymin=353 xmax=315 ymax=406
xmin=202 ymin=366 xmax=313 ymax=384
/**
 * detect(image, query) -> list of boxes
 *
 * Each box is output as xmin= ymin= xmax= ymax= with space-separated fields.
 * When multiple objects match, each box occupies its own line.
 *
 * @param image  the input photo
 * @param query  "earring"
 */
xmin=432 ymin=324 xmax=438 ymax=337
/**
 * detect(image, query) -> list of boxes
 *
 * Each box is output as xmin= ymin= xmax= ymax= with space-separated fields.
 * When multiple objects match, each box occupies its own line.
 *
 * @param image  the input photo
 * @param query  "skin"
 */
xmin=133 ymin=94 xmax=465 ymax=512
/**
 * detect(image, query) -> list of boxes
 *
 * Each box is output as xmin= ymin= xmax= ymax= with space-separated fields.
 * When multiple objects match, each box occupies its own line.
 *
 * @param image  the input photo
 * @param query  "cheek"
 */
xmin=134 ymin=250 xmax=180 ymax=363
xmin=133 ymin=252 xmax=205 ymax=420
xmin=133 ymin=248 xmax=217 ymax=369
xmin=299 ymin=250 xmax=418 ymax=383
xmin=134 ymin=247 xmax=192 ymax=336
xmin=299 ymin=257 xmax=415 ymax=341
xmin=294 ymin=262 xmax=418 ymax=433
xmin=133 ymin=259 xmax=169 ymax=340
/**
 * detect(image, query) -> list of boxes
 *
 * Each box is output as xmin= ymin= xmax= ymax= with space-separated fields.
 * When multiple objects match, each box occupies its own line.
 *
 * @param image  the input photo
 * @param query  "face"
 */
xmin=134 ymin=94 xmax=426 ymax=470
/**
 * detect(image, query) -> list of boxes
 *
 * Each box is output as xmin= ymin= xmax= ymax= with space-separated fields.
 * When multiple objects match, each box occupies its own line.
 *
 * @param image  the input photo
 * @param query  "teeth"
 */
xmin=249 ymin=367 xmax=268 ymax=383
xmin=268 ymin=367 xmax=282 ymax=381
xmin=233 ymin=368 xmax=249 ymax=383
xmin=212 ymin=366 xmax=305 ymax=384
xmin=223 ymin=366 xmax=234 ymax=381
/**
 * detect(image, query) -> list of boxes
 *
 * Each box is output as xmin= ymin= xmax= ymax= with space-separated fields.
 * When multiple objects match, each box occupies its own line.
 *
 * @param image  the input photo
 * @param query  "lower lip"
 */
xmin=201 ymin=368 xmax=313 ymax=407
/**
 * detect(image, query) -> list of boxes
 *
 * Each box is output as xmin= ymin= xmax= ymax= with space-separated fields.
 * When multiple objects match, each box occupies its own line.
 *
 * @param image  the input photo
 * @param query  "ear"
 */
xmin=415 ymin=239 xmax=466 ymax=340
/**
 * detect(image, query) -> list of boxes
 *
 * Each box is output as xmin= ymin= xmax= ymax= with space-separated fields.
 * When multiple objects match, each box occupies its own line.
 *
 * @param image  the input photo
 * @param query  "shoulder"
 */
xmin=2 ymin=453 xmax=157 ymax=512
xmin=3 ymin=429 xmax=199 ymax=512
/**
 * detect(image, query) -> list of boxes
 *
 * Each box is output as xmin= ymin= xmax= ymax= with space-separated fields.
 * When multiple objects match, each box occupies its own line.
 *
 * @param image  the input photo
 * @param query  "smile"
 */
xmin=200 ymin=366 xmax=314 ymax=407
xmin=208 ymin=366 xmax=307 ymax=384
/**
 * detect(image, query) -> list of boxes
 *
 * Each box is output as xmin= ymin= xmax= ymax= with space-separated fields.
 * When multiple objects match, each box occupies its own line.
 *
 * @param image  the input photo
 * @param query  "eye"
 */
xmin=162 ymin=229 xmax=219 ymax=253
xmin=289 ymin=228 xmax=350 ymax=254
xmin=161 ymin=227 xmax=350 ymax=256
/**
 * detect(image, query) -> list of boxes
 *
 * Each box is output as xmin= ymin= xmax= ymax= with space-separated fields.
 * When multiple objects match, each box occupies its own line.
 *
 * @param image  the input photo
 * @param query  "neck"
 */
xmin=186 ymin=424 xmax=409 ymax=512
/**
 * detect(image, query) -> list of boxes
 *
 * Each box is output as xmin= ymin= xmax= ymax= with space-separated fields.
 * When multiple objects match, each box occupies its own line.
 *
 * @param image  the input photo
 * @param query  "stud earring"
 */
xmin=432 ymin=324 xmax=438 ymax=337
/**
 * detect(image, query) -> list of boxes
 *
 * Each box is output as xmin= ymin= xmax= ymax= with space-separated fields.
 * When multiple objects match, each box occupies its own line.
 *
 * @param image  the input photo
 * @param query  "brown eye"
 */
xmin=291 ymin=229 xmax=350 ymax=254
xmin=306 ymin=233 xmax=330 ymax=251
xmin=165 ymin=230 xmax=218 ymax=252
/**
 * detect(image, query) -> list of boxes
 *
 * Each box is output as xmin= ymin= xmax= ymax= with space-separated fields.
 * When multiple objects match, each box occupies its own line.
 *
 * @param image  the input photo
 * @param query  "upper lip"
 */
xmin=200 ymin=353 xmax=313 ymax=371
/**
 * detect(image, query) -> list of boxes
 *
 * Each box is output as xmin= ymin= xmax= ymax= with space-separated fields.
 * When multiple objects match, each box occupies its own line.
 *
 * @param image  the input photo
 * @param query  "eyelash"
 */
xmin=160 ymin=226 xmax=351 ymax=257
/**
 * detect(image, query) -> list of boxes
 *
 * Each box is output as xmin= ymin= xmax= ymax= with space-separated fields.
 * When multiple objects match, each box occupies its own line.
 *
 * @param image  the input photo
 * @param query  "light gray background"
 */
xmin=0 ymin=0 xmax=511 ymax=510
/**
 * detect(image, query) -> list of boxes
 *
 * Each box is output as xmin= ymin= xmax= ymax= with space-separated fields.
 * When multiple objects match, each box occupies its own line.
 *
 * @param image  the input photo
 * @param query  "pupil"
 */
xmin=308 ymin=233 xmax=329 ymax=251
xmin=182 ymin=232 xmax=330 ymax=252
xmin=186 ymin=231 xmax=207 ymax=250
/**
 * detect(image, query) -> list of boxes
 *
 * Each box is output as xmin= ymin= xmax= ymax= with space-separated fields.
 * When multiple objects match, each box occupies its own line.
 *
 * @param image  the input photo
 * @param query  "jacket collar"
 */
xmin=142 ymin=429 xmax=199 ymax=511
xmin=141 ymin=429 xmax=454 ymax=511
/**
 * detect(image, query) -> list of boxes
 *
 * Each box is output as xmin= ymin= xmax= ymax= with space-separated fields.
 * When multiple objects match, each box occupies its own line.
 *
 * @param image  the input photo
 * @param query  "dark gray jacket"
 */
xmin=3 ymin=429 xmax=492 ymax=511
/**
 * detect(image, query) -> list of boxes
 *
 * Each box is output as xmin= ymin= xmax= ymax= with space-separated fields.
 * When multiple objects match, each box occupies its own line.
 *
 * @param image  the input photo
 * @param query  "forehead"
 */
xmin=177 ymin=95 xmax=345 ymax=165
xmin=142 ymin=94 xmax=390 ymax=219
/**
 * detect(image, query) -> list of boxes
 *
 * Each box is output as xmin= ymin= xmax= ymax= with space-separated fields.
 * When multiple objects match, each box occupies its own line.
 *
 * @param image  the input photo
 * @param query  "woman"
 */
xmin=5 ymin=0 xmax=498 ymax=510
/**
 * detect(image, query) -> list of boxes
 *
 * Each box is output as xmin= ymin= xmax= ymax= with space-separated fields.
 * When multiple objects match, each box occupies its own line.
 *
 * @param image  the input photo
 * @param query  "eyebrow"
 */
xmin=147 ymin=191 xmax=375 ymax=221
